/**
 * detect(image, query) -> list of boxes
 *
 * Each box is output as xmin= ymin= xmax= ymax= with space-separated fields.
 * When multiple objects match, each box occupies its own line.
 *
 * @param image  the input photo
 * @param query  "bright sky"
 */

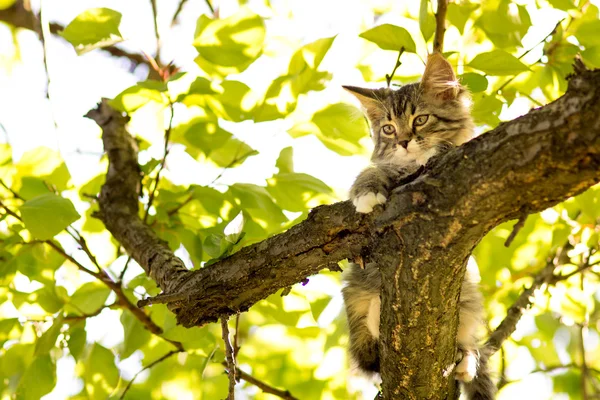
xmin=0 ymin=0 xmax=590 ymax=398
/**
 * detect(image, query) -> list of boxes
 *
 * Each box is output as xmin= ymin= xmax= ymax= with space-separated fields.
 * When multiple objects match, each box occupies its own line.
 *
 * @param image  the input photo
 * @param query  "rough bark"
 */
xmin=88 ymin=69 xmax=600 ymax=398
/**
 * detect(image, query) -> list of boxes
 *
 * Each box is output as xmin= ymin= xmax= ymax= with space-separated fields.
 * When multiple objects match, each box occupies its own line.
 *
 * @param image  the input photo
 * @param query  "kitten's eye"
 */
xmin=381 ymin=124 xmax=396 ymax=135
xmin=413 ymin=115 xmax=429 ymax=127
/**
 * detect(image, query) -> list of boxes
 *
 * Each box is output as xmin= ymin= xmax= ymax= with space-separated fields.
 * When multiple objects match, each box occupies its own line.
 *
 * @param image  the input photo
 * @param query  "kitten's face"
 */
xmin=345 ymin=54 xmax=474 ymax=166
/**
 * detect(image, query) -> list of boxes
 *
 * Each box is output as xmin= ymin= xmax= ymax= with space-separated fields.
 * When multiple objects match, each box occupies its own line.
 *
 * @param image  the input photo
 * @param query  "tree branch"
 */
xmin=221 ymin=318 xmax=237 ymax=399
xmin=221 ymin=362 xmax=299 ymax=400
xmin=120 ymin=350 xmax=182 ymax=399
xmin=87 ymin=68 xmax=600 ymax=334
xmin=433 ymin=0 xmax=448 ymax=54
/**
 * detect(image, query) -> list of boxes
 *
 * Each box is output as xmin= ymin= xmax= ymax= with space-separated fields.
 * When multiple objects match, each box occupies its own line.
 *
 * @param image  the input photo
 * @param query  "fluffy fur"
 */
xmin=342 ymin=54 xmax=495 ymax=399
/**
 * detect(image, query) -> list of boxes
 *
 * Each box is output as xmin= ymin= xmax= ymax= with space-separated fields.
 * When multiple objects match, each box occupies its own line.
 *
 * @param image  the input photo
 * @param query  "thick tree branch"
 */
xmin=88 ymin=69 xmax=600 ymax=337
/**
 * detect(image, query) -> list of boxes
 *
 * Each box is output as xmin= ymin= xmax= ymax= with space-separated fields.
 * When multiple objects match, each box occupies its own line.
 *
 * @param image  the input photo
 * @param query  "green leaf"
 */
xmin=476 ymin=0 xmax=531 ymax=49
xmin=60 ymin=8 xmax=123 ymax=55
xmin=468 ymin=50 xmax=530 ymax=76
xmin=84 ymin=343 xmax=119 ymax=398
xmin=67 ymin=282 xmax=110 ymax=315
xmin=308 ymin=103 xmax=369 ymax=156
xmin=120 ymin=311 xmax=151 ymax=359
xmin=471 ymin=93 xmax=503 ymax=127
xmin=547 ymin=0 xmax=576 ymax=11
xmin=204 ymin=81 xmax=255 ymax=122
xmin=20 ymin=194 xmax=80 ymax=240
xmin=254 ymin=37 xmax=336 ymax=122
xmin=206 ymin=138 xmax=257 ymax=168
xmin=68 ymin=326 xmax=87 ymax=361
xmin=447 ymin=2 xmax=479 ymax=34
xmin=35 ymin=314 xmax=65 ymax=356
xmin=359 ymin=24 xmax=416 ymax=52
xmin=460 ymin=73 xmax=488 ymax=93
xmin=16 ymin=355 xmax=56 ymax=400
xmin=194 ymin=9 xmax=265 ymax=75
xmin=575 ymin=20 xmax=600 ymax=48
xmin=109 ymin=81 xmax=168 ymax=113
xmin=267 ymin=173 xmax=332 ymax=212
xmin=229 ymin=184 xmax=287 ymax=230
xmin=276 ymin=147 xmax=294 ymax=174
xmin=15 ymin=147 xmax=71 ymax=197
xmin=419 ymin=0 xmax=435 ymax=42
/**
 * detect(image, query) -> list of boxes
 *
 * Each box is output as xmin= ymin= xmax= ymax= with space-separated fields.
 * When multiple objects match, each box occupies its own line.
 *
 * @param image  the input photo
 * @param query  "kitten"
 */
xmin=342 ymin=54 xmax=496 ymax=400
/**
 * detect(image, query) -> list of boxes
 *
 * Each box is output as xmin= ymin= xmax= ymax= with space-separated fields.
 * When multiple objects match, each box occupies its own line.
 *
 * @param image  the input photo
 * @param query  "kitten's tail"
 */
xmin=462 ymin=348 xmax=496 ymax=400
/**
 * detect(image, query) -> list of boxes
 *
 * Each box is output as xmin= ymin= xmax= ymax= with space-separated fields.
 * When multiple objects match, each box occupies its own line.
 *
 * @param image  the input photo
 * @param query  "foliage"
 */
xmin=0 ymin=0 xmax=599 ymax=399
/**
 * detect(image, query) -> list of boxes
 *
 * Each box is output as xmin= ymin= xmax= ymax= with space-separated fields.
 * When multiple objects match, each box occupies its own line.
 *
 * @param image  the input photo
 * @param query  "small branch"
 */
xmin=432 ymin=0 xmax=448 ymax=54
xmin=504 ymin=212 xmax=528 ymax=247
xmin=221 ymin=362 xmax=299 ymax=400
xmin=149 ymin=0 xmax=160 ymax=62
xmin=0 ymin=179 xmax=23 ymax=200
xmin=143 ymin=101 xmax=174 ymax=223
xmin=119 ymin=255 xmax=133 ymax=282
xmin=233 ymin=314 xmax=240 ymax=359
xmin=385 ymin=47 xmax=405 ymax=88
xmin=138 ymin=291 xmax=188 ymax=307
xmin=485 ymin=256 xmax=557 ymax=353
xmin=171 ymin=0 xmax=189 ymax=26
xmin=120 ymin=350 xmax=182 ymax=399
xmin=0 ymin=199 xmax=23 ymax=221
xmin=204 ymin=0 xmax=216 ymax=17
xmin=221 ymin=318 xmax=236 ymax=399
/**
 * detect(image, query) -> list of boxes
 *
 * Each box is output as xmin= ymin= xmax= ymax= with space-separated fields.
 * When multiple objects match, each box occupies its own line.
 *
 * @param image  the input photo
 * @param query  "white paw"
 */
xmin=353 ymin=192 xmax=386 ymax=213
xmin=455 ymin=350 xmax=477 ymax=382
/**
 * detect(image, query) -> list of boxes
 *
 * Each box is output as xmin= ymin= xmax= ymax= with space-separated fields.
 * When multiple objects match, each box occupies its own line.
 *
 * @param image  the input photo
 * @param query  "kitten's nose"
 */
xmin=398 ymin=140 xmax=409 ymax=149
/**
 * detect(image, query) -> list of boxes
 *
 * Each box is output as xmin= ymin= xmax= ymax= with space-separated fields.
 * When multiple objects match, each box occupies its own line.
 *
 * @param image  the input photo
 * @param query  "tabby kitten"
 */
xmin=342 ymin=54 xmax=495 ymax=400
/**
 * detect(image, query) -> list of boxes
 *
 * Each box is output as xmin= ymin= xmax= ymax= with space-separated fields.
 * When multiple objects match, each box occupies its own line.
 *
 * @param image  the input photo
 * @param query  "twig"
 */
xmin=385 ymin=47 xmax=405 ymax=88
xmin=138 ymin=291 xmax=188 ymax=307
xmin=143 ymin=101 xmax=174 ymax=223
xmin=221 ymin=318 xmax=236 ymax=399
xmin=171 ymin=0 xmax=189 ymax=26
xmin=204 ymin=0 xmax=215 ymax=16
xmin=221 ymin=362 xmax=299 ymax=400
xmin=120 ymin=350 xmax=182 ymax=399
xmin=504 ymin=212 xmax=528 ymax=247
xmin=0 ymin=199 xmax=22 ymax=221
xmin=66 ymin=226 xmax=103 ymax=272
xmin=119 ymin=255 xmax=133 ymax=282
xmin=0 ymin=179 xmax=23 ymax=200
xmin=233 ymin=314 xmax=240 ymax=360
xmin=485 ymin=255 xmax=557 ymax=353
xmin=432 ymin=0 xmax=448 ymax=54
xmin=496 ymin=19 xmax=564 ymax=94
xmin=149 ymin=0 xmax=161 ymax=62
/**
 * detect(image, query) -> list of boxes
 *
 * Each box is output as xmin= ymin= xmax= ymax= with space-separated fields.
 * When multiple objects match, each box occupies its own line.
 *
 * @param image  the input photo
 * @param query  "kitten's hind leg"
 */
xmin=455 ymin=346 xmax=477 ymax=383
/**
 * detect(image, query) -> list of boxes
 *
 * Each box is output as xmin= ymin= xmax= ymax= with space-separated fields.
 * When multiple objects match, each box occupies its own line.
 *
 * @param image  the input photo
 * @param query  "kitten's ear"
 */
xmin=343 ymin=86 xmax=387 ymax=117
xmin=421 ymin=53 xmax=459 ymax=101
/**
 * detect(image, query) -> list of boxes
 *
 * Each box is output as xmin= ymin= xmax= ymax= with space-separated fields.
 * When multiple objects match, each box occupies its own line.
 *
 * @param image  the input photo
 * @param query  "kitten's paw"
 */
xmin=353 ymin=192 xmax=386 ymax=213
xmin=455 ymin=350 xmax=477 ymax=383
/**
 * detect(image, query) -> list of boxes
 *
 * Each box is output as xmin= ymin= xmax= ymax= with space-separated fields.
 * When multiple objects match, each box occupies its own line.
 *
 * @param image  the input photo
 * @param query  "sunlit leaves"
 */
xmin=60 ymin=8 xmax=123 ymax=55
xmin=14 ymin=147 xmax=71 ymax=197
xmin=15 ymin=355 xmax=56 ymax=400
xmin=34 ymin=314 xmax=65 ymax=356
xmin=19 ymin=194 xmax=80 ymax=240
xmin=254 ymin=36 xmax=336 ymax=122
xmin=66 ymin=282 xmax=110 ymax=315
xmin=468 ymin=50 xmax=529 ymax=76
xmin=447 ymin=2 xmax=478 ymax=34
xmin=109 ymin=81 xmax=168 ymax=113
xmin=228 ymin=183 xmax=287 ymax=232
xmin=194 ymin=9 xmax=266 ymax=75
xmin=359 ymin=24 xmax=416 ymax=53
xmin=460 ymin=73 xmax=488 ymax=93
xmin=289 ymin=103 xmax=369 ymax=156
xmin=82 ymin=343 xmax=119 ymax=398
xmin=120 ymin=311 xmax=151 ymax=359
xmin=419 ymin=0 xmax=435 ymax=42
xmin=476 ymin=0 xmax=531 ymax=49
xmin=267 ymin=172 xmax=332 ymax=212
